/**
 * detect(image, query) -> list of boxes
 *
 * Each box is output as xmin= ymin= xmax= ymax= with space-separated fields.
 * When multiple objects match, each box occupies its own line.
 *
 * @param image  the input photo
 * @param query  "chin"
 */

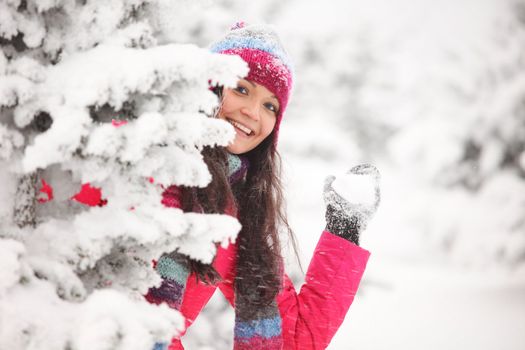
xmin=227 ymin=143 xmax=253 ymax=155
xmin=226 ymin=145 xmax=245 ymax=155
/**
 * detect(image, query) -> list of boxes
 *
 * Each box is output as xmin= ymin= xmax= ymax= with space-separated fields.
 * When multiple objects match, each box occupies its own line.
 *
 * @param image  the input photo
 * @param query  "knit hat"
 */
xmin=210 ymin=22 xmax=293 ymax=143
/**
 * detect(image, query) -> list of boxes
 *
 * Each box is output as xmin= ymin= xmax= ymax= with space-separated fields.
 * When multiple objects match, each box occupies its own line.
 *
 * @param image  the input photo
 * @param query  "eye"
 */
xmin=264 ymin=102 xmax=278 ymax=114
xmin=234 ymin=85 xmax=248 ymax=95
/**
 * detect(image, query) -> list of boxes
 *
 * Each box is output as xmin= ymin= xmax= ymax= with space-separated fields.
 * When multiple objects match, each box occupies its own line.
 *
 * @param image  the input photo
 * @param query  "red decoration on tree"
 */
xmin=111 ymin=119 xmax=128 ymax=127
xmin=38 ymin=179 xmax=54 ymax=203
xmin=71 ymin=183 xmax=107 ymax=207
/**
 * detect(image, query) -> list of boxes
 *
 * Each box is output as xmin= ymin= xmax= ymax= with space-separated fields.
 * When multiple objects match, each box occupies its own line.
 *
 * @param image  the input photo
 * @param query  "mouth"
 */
xmin=227 ymin=118 xmax=254 ymax=137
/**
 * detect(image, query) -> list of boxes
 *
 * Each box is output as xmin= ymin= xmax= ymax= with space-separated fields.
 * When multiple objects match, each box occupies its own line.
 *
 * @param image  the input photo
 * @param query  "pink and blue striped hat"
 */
xmin=210 ymin=22 xmax=294 ymax=142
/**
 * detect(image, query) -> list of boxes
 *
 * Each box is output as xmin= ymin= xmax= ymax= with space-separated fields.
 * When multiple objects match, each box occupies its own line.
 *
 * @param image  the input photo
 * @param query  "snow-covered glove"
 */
xmin=323 ymin=164 xmax=381 ymax=245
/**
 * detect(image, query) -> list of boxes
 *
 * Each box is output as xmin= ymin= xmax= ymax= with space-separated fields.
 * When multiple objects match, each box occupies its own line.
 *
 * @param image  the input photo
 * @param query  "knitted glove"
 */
xmin=323 ymin=164 xmax=381 ymax=245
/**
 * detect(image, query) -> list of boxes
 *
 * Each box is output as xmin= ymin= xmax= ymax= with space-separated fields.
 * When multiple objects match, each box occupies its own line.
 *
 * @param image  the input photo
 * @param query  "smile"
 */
xmin=227 ymin=118 xmax=253 ymax=136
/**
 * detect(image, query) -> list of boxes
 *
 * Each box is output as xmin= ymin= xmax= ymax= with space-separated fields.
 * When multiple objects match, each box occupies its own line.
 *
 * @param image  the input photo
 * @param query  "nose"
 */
xmin=240 ymin=101 xmax=260 ymax=122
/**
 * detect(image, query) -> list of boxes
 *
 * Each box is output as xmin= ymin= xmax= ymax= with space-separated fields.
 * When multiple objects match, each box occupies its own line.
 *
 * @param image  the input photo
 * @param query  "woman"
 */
xmin=146 ymin=22 xmax=381 ymax=350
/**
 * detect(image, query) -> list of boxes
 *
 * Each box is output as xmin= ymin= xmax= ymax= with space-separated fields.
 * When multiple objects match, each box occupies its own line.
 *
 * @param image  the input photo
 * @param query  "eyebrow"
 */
xmin=245 ymin=80 xmax=256 ymax=88
xmin=244 ymin=79 xmax=279 ymax=102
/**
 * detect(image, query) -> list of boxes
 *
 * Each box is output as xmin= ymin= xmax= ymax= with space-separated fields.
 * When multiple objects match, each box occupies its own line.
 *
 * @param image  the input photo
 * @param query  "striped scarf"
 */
xmin=149 ymin=153 xmax=283 ymax=349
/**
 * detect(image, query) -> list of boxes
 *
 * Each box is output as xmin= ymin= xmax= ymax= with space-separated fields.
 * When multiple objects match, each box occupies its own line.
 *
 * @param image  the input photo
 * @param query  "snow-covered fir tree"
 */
xmin=0 ymin=1 xmax=246 ymax=349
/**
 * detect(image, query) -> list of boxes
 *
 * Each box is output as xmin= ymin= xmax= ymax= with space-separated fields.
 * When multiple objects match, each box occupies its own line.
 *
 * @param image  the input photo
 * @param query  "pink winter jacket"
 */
xmin=151 ymin=185 xmax=371 ymax=350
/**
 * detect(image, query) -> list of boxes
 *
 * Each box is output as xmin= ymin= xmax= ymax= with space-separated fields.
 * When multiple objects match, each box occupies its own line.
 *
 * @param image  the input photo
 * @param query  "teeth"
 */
xmin=228 ymin=119 xmax=252 ymax=135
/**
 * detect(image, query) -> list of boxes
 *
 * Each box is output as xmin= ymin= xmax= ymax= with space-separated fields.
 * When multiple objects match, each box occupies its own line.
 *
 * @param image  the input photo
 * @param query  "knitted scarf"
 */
xmin=149 ymin=153 xmax=283 ymax=349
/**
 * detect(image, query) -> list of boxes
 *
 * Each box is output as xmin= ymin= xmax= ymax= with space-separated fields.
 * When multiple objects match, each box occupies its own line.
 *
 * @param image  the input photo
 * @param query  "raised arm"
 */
xmin=277 ymin=231 xmax=370 ymax=350
xmin=277 ymin=164 xmax=381 ymax=349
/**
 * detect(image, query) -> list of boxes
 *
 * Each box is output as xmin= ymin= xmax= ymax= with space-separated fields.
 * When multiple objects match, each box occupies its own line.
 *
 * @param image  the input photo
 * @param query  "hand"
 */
xmin=323 ymin=164 xmax=381 ymax=245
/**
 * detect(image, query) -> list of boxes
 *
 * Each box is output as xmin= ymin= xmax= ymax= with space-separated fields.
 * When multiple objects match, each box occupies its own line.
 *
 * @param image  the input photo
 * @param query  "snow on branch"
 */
xmin=0 ymin=0 xmax=247 ymax=348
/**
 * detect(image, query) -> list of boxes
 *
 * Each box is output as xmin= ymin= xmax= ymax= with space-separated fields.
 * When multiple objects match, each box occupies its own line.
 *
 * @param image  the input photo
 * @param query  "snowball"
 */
xmin=332 ymin=172 xmax=376 ymax=206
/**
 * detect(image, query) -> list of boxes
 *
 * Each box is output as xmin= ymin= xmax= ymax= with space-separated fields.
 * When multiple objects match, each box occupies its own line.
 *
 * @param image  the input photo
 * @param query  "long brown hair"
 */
xmin=234 ymin=132 xmax=290 ymax=312
xmin=180 ymin=124 xmax=297 ymax=313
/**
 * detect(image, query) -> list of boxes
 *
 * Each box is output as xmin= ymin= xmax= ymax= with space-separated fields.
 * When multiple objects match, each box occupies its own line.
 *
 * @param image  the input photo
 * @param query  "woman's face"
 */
xmin=218 ymin=79 xmax=279 ymax=154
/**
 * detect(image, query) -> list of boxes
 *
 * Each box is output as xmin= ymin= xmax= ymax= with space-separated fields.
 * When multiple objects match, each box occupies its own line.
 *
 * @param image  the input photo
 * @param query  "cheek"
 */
xmin=218 ymin=102 xmax=231 ymax=117
xmin=218 ymin=92 xmax=234 ymax=117
xmin=261 ymin=118 xmax=277 ymax=138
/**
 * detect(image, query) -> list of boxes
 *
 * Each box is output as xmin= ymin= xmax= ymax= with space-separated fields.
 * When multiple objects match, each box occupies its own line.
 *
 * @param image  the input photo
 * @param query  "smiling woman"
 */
xmin=218 ymin=79 xmax=279 ymax=154
xmin=146 ymin=22 xmax=380 ymax=350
